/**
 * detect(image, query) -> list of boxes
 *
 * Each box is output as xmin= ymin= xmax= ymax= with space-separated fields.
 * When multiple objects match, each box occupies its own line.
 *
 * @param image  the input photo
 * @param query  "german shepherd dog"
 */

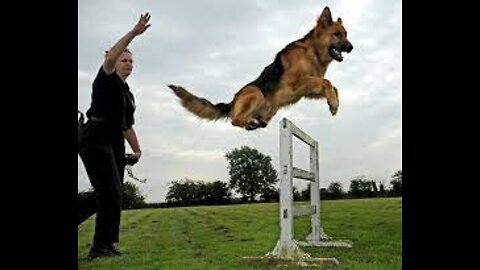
xmin=168 ymin=6 xmax=353 ymax=131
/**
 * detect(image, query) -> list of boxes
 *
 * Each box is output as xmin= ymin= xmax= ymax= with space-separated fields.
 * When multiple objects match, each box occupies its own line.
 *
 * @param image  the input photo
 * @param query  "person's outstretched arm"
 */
xmin=103 ymin=12 xmax=151 ymax=75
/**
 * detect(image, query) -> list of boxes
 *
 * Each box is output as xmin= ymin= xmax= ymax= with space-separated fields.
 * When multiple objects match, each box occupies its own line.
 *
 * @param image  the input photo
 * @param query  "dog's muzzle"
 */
xmin=341 ymin=42 xmax=353 ymax=53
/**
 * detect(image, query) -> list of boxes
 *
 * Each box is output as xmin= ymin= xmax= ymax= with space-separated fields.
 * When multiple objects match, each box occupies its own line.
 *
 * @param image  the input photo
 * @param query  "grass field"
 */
xmin=78 ymin=197 xmax=402 ymax=269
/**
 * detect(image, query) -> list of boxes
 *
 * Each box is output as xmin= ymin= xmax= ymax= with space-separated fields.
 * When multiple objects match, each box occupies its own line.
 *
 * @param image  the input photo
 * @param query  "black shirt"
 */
xmin=86 ymin=66 xmax=136 ymax=145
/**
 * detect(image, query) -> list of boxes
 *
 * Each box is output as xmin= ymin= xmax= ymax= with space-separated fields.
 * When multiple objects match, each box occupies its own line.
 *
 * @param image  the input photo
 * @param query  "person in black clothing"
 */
xmin=78 ymin=12 xmax=151 ymax=259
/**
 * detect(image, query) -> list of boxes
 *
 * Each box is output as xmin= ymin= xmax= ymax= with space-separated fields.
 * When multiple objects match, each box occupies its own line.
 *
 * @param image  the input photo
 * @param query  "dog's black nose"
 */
xmin=344 ymin=43 xmax=353 ymax=53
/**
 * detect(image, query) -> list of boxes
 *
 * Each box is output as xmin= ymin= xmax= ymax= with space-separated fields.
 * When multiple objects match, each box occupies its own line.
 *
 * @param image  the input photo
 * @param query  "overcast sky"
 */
xmin=78 ymin=0 xmax=402 ymax=203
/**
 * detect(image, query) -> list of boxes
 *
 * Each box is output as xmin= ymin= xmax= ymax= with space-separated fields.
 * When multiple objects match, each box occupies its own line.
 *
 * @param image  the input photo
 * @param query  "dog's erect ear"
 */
xmin=318 ymin=6 xmax=333 ymax=28
xmin=337 ymin=17 xmax=343 ymax=24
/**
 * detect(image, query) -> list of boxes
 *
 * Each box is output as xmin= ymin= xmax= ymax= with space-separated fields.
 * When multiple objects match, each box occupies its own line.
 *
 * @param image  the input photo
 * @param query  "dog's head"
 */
xmin=313 ymin=7 xmax=353 ymax=63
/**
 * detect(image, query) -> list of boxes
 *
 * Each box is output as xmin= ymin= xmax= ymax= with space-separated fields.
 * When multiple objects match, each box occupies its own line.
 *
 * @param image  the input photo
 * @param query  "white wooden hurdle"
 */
xmin=243 ymin=118 xmax=351 ymax=267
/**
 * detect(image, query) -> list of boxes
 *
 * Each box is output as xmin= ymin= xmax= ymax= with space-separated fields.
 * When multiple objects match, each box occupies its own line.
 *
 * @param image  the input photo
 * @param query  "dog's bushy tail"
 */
xmin=168 ymin=85 xmax=231 ymax=120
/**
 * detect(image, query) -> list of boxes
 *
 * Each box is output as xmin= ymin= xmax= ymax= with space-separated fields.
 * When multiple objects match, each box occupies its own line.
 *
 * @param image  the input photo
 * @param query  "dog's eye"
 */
xmin=334 ymin=31 xmax=342 ymax=37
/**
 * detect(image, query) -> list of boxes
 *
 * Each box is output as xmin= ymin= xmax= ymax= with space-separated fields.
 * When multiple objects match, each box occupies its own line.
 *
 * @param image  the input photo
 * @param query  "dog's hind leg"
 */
xmin=230 ymin=86 xmax=267 ymax=130
xmin=256 ymin=102 xmax=277 ymax=127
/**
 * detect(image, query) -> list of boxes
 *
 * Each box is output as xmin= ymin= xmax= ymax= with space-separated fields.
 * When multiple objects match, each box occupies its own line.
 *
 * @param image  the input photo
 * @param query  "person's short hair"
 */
xmin=104 ymin=48 xmax=132 ymax=55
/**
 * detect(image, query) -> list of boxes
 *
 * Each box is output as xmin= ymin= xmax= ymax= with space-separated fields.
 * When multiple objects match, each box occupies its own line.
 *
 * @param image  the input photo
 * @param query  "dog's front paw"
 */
xmin=328 ymin=87 xmax=339 ymax=115
xmin=329 ymin=103 xmax=338 ymax=115
xmin=328 ymin=100 xmax=339 ymax=116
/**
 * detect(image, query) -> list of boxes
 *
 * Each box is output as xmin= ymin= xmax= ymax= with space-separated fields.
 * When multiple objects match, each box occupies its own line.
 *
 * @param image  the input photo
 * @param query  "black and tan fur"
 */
xmin=168 ymin=6 xmax=353 ymax=131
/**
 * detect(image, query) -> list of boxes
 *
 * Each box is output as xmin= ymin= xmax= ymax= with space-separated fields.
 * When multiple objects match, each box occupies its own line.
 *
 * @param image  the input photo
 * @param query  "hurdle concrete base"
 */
xmin=298 ymin=230 xmax=353 ymax=248
xmin=242 ymin=240 xmax=339 ymax=267
xmin=241 ymin=257 xmax=340 ymax=267
xmin=297 ymin=240 xmax=353 ymax=248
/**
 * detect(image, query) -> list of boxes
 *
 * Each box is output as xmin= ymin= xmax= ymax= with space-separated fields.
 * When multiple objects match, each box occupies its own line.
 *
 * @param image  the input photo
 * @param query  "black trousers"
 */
xmin=77 ymin=191 xmax=96 ymax=225
xmin=78 ymin=121 xmax=125 ymax=246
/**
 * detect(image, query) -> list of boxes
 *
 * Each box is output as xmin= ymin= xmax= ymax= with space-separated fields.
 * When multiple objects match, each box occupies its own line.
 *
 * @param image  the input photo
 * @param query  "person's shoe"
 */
xmin=87 ymin=244 xmax=122 ymax=259
xmin=106 ymin=243 xmax=122 ymax=255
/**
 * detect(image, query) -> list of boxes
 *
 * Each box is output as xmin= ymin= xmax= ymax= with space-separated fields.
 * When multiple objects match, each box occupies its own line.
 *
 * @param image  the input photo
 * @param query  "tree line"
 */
xmin=79 ymin=146 xmax=402 ymax=209
xmin=159 ymin=146 xmax=401 ymax=207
